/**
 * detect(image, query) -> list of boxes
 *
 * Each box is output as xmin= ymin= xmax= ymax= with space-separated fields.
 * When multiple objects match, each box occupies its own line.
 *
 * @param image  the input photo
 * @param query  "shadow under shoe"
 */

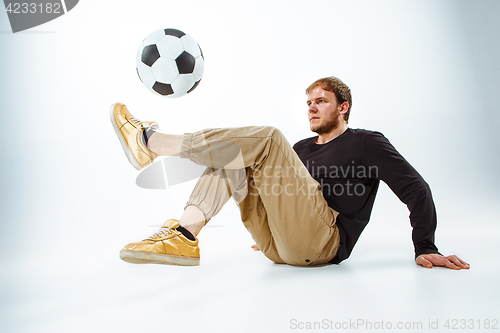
xmin=120 ymin=219 xmax=200 ymax=266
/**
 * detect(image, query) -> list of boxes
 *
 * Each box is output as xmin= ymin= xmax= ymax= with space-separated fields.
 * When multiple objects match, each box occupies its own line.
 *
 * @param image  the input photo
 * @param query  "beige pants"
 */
xmin=180 ymin=126 xmax=339 ymax=266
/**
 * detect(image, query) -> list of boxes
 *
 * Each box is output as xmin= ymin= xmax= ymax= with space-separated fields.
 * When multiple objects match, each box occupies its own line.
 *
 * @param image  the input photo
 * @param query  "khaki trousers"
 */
xmin=180 ymin=126 xmax=339 ymax=266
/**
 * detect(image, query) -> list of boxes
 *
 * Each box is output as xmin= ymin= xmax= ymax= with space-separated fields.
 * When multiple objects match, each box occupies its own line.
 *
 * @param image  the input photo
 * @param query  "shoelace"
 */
xmin=150 ymin=227 xmax=173 ymax=238
xmin=130 ymin=116 xmax=156 ymax=130
xmin=130 ymin=117 xmax=144 ymax=127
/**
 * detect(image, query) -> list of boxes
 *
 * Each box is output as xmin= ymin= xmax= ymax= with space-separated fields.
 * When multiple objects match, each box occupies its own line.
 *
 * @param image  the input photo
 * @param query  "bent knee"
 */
xmin=261 ymin=126 xmax=286 ymax=142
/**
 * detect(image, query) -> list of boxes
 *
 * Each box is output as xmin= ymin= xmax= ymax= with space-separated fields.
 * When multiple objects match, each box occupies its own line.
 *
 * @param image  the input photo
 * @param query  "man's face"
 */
xmin=307 ymin=87 xmax=341 ymax=134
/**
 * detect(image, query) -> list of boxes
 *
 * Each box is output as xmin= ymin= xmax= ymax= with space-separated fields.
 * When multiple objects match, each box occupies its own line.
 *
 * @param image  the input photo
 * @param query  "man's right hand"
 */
xmin=416 ymin=253 xmax=470 ymax=270
xmin=251 ymin=244 xmax=260 ymax=251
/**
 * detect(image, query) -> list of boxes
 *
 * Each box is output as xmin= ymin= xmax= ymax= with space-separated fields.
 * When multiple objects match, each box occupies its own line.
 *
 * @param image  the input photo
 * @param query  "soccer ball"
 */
xmin=136 ymin=28 xmax=204 ymax=98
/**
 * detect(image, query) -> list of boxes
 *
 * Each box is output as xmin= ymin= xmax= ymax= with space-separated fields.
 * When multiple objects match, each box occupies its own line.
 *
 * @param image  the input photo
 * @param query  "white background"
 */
xmin=1 ymin=0 xmax=499 ymax=332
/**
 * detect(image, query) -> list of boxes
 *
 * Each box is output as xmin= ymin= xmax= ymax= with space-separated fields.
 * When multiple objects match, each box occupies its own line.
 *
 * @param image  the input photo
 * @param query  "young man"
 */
xmin=110 ymin=77 xmax=469 ymax=270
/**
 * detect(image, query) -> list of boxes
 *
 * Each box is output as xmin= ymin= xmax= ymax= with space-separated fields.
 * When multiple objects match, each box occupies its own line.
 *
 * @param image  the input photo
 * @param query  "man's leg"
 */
xmin=179 ymin=205 xmax=206 ymax=237
xmin=176 ymin=126 xmax=340 ymax=266
xmin=179 ymin=167 xmax=242 ymax=237
xmin=111 ymin=103 xmax=202 ymax=266
xmin=111 ymin=103 xmax=249 ymax=266
xmin=111 ymin=103 xmax=339 ymax=266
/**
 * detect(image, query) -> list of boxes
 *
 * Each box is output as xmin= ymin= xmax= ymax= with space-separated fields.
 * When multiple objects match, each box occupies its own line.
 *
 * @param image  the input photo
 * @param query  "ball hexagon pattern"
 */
xmin=136 ymin=28 xmax=204 ymax=98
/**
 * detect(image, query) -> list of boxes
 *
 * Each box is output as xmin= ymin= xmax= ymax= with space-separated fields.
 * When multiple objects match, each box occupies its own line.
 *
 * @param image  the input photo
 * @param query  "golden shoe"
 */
xmin=110 ymin=102 xmax=159 ymax=170
xmin=120 ymin=219 xmax=200 ymax=266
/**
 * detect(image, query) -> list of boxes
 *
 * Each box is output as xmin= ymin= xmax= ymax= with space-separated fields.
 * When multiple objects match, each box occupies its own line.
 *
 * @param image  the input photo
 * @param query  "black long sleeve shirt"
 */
xmin=293 ymin=128 xmax=440 ymax=264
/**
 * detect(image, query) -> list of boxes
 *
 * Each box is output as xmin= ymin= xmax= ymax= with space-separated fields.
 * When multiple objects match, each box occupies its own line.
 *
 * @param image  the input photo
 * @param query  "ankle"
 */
xmin=146 ymin=132 xmax=182 ymax=156
xmin=143 ymin=129 xmax=157 ymax=152
xmin=183 ymin=221 xmax=204 ymax=238
xmin=176 ymin=225 xmax=196 ymax=241
xmin=146 ymin=132 xmax=160 ymax=154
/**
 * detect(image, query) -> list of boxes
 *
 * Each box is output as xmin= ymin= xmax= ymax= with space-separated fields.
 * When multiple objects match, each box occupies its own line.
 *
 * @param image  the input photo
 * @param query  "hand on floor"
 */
xmin=251 ymin=244 xmax=260 ymax=251
xmin=416 ymin=253 xmax=470 ymax=270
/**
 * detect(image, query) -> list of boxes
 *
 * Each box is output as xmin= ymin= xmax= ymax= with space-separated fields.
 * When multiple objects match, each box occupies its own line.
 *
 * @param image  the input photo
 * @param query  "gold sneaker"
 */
xmin=120 ymin=219 xmax=200 ymax=266
xmin=110 ymin=102 xmax=159 ymax=170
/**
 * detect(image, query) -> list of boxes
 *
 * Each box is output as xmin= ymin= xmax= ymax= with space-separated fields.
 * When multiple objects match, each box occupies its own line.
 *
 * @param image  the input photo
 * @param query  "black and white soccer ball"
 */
xmin=136 ymin=28 xmax=204 ymax=98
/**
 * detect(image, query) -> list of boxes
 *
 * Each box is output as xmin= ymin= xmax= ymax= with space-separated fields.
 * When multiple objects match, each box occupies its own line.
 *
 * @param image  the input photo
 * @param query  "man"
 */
xmin=110 ymin=76 xmax=469 ymax=270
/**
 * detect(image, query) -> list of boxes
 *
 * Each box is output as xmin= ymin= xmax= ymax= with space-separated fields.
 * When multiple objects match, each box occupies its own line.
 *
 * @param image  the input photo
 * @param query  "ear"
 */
xmin=338 ymin=102 xmax=349 ymax=116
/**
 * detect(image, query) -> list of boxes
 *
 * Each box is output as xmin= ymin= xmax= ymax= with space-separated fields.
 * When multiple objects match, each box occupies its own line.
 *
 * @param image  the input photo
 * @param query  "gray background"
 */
xmin=1 ymin=0 xmax=499 ymax=332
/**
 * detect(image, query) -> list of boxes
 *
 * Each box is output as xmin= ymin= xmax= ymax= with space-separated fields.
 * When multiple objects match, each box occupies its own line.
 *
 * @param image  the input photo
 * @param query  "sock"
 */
xmin=177 ymin=225 xmax=196 ymax=241
xmin=142 ymin=127 xmax=156 ymax=147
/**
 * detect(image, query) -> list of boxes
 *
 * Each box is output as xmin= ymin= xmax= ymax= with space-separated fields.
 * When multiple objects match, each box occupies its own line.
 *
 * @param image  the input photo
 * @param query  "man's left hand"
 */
xmin=416 ymin=253 xmax=470 ymax=270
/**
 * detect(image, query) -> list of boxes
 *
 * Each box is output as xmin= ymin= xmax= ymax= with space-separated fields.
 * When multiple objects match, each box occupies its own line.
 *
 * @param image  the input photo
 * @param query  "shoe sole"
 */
xmin=120 ymin=250 xmax=200 ymax=266
xmin=109 ymin=103 xmax=143 ymax=170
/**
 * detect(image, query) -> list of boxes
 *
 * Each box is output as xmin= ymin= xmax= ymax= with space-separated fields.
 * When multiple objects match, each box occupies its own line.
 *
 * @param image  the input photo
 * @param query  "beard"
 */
xmin=310 ymin=108 xmax=340 ymax=135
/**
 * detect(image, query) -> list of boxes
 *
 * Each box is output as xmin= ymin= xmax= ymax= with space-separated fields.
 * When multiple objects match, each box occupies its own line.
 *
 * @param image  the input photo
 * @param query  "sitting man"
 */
xmin=110 ymin=76 xmax=469 ymax=270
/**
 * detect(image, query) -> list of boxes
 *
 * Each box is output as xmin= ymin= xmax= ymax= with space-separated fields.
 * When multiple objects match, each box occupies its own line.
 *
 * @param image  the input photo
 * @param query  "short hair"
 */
xmin=306 ymin=77 xmax=352 ymax=123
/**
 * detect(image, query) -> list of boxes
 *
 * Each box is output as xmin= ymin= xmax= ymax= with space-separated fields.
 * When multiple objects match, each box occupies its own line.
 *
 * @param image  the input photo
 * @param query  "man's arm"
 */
xmin=363 ymin=132 xmax=468 ymax=269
